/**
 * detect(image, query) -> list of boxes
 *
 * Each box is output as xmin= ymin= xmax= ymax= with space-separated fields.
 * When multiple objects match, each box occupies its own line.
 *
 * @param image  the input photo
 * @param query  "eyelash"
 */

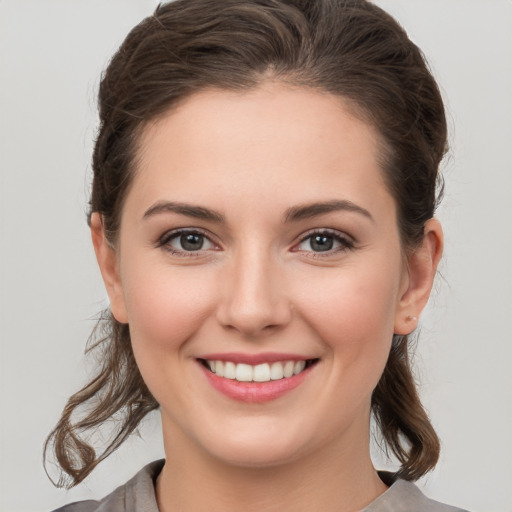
xmin=294 ymin=229 xmax=355 ymax=257
xmin=157 ymin=228 xmax=218 ymax=257
xmin=156 ymin=228 xmax=355 ymax=258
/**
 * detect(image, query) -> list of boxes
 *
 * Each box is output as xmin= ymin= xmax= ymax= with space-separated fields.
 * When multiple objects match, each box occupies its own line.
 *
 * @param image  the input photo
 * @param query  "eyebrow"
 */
xmin=284 ymin=200 xmax=374 ymax=223
xmin=142 ymin=199 xmax=373 ymax=224
xmin=143 ymin=201 xmax=225 ymax=223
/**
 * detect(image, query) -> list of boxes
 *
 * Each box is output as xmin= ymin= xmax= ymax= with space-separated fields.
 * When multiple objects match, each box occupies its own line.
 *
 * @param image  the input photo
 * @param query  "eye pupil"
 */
xmin=180 ymin=233 xmax=203 ymax=251
xmin=311 ymin=235 xmax=333 ymax=252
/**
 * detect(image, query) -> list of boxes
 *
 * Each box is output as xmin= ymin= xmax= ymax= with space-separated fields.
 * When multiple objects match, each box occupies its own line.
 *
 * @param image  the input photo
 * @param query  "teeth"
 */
xmin=294 ymin=360 xmax=306 ymax=374
xmin=270 ymin=362 xmax=284 ymax=380
xmin=253 ymin=363 xmax=271 ymax=382
xmin=283 ymin=361 xmax=294 ymax=378
xmin=224 ymin=361 xmax=236 ymax=379
xmin=235 ymin=363 xmax=253 ymax=382
xmin=205 ymin=359 xmax=312 ymax=382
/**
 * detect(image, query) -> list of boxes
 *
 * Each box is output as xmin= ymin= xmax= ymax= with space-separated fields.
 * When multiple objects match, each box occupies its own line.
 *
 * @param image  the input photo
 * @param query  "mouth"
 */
xmin=198 ymin=358 xmax=319 ymax=383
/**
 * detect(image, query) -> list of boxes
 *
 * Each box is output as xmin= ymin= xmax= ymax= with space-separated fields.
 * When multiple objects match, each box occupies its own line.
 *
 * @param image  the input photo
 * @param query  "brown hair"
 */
xmin=45 ymin=0 xmax=447 ymax=487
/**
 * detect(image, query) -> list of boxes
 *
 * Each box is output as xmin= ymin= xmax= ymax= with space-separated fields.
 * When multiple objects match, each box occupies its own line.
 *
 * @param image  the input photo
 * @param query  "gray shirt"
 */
xmin=52 ymin=460 xmax=469 ymax=512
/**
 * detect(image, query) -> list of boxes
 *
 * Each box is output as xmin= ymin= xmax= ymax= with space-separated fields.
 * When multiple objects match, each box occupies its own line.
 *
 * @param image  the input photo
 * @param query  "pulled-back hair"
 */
xmin=45 ymin=0 xmax=447 ymax=487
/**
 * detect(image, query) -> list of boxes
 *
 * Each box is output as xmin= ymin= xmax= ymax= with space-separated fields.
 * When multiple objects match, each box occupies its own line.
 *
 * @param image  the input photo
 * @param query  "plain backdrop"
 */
xmin=1 ymin=1 xmax=511 ymax=511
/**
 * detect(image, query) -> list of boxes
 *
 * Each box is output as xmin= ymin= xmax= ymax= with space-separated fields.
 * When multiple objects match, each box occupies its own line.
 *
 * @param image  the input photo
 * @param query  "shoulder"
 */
xmin=51 ymin=460 xmax=164 ymax=512
xmin=364 ymin=474 xmax=470 ymax=512
xmin=52 ymin=501 xmax=98 ymax=512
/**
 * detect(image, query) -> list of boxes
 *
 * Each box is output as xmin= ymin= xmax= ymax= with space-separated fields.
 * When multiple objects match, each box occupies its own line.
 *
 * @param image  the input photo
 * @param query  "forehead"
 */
xmin=128 ymin=84 xmax=392 ymax=218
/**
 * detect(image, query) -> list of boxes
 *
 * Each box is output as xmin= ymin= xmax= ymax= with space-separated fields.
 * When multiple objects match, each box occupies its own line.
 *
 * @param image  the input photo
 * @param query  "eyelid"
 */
xmin=155 ymin=227 xmax=354 ymax=257
xmin=291 ymin=228 xmax=355 ymax=254
xmin=156 ymin=227 xmax=221 ymax=255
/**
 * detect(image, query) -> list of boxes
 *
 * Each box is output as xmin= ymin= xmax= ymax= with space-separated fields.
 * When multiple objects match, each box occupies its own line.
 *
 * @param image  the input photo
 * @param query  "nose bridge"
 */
xmin=217 ymin=240 xmax=290 ymax=336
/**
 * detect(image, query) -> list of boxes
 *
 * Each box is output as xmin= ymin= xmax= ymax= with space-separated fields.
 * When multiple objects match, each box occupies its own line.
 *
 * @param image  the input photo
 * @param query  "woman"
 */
xmin=45 ymin=0 xmax=468 ymax=510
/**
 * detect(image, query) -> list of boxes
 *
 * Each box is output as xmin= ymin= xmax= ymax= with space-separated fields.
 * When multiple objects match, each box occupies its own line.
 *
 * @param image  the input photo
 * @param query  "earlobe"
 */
xmin=90 ymin=213 xmax=128 ymax=324
xmin=394 ymin=219 xmax=443 ymax=335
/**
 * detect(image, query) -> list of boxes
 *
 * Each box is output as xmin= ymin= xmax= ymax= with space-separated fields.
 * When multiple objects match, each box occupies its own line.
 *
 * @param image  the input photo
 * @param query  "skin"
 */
xmin=91 ymin=83 xmax=442 ymax=512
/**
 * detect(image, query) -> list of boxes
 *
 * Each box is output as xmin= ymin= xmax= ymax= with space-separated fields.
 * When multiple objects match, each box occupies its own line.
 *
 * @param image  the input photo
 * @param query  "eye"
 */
xmin=158 ymin=229 xmax=217 ymax=255
xmin=294 ymin=230 xmax=354 ymax=254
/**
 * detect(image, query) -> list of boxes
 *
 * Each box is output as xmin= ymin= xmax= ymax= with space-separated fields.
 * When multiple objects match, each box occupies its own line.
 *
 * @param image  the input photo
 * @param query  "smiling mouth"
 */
xmin=198 ymin=359 xmax=319 ymax=383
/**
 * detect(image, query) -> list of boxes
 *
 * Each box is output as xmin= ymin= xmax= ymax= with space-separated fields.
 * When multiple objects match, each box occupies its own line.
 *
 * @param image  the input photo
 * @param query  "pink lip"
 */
xmin=198 ymin=352 xmax=312 ymax=365
xmin=198 ymin=360 xmax=316 ymax=403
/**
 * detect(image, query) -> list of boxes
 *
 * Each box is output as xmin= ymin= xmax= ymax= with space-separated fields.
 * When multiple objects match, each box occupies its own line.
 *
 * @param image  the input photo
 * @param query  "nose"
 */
xmin=216 ymin=246 xmax=292 ymax=338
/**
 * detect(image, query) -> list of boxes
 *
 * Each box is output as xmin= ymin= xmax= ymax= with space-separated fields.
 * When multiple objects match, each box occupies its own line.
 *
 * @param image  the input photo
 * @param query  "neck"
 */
xmin=156 ymin=417 xmax=387 ymax=512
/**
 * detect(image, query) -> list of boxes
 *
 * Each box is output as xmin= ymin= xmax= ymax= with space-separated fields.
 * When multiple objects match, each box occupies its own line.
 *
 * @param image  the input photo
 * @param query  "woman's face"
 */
xmin=97 ymin=84 xmax=419 ymax=468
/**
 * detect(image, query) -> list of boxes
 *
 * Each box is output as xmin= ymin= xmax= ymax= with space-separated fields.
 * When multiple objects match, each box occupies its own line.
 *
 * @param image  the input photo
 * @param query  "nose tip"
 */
xmin=218 ymin=295 xmax=291 ymax=337
xmin=216 ymin=261 xmax=292 ymax=338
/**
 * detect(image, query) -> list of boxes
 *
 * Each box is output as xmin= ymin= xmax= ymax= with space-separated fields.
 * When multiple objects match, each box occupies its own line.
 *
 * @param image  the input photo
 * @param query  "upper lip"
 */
xmin=197 ymin=352 xmax=316 ymax=365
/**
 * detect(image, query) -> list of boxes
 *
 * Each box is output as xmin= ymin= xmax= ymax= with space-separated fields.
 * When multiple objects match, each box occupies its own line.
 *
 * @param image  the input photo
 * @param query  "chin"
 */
xmin=207 ymin=438 xmax=306 ymax=470
xmin=190 ymin=415 xmax=325 ymax=470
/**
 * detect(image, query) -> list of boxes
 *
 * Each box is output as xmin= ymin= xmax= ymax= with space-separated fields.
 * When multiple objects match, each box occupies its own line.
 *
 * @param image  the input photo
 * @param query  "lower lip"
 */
xmin=199 ymin=363 xmax=314 ymax=403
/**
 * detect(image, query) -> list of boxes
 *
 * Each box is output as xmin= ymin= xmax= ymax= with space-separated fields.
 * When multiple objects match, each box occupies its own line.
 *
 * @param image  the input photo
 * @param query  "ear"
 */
xmin=90 ymin=212 xmax=128 ymax=324
xmin=394 ymin=218 xmax=443 ymax=335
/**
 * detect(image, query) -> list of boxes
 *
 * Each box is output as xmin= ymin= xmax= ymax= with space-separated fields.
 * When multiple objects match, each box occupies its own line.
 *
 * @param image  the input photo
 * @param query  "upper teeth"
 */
xmin=207 ymin=360 xmax=307 ymax=382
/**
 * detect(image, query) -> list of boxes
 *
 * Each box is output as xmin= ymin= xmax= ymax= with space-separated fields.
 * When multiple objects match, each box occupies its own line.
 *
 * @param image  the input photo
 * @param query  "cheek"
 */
xmin=119 ymin=260 xmax=222 ymax=411
xmin=292 ymin=262 xmax=401 ymax=368
xmin=121 ymin=259 xmax=216 ymax=352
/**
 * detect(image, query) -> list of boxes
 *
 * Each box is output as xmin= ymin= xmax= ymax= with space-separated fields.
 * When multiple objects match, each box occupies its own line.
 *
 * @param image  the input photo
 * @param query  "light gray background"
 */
xmin=1 ymin=1 xmax=511 ymax=511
